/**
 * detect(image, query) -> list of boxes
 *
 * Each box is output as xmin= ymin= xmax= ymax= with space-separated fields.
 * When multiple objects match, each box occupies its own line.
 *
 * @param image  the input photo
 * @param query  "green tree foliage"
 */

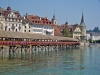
xmin=64 ymin=27 xmax=70 ymax=37
xmin=93 ymin=26 xmax=99 ymax=32
xmin=87 ymin=26 xmax=100 ymax=33
xmin=88 ymin=39 xmax=92 ymax=43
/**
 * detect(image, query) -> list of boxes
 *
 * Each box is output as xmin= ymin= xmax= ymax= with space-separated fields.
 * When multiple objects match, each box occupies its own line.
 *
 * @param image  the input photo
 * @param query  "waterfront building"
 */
xmin=21 ymin=16 xmax=31 ymax=33
xmin=54 ymin=25 xmax=62 ymax=36
xmin=58 ymin=12 xmax=86 ymax=41
xmin=24 ymin=13 xmax=54 ymax=36
xmin=0 ymin=6 xmax=22 ymax=32
xmin=87 ymin=32 xmax=100 ymax=41
xmin=86 ymin=33 xmax=90 ymax=41
xmin=59 ymin=23 xmax=82 ymax=40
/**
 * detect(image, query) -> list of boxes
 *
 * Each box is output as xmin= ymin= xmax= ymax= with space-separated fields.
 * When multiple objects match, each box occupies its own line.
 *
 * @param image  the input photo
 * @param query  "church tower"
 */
xmin=51 ymin=10 xmax=57 ymax=25
xmin=80 ymin=11 xmax=86 ymax=42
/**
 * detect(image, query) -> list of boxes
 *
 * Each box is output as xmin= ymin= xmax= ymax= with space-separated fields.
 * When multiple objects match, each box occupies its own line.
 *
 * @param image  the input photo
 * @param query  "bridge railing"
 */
xmin=0 ymin=41 xmax=80 ymax=46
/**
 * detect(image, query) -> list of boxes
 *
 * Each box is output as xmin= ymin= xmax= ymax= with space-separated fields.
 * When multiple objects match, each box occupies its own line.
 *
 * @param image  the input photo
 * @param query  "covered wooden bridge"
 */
xmin=0 ymin=30 xmax=80 ymax=58
xmin=0 ymin=30 xmax=80 ymax=46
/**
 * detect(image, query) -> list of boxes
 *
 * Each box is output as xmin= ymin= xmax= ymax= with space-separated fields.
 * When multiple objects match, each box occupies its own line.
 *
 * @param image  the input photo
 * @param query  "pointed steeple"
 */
xmin=53 ymin=10 xmax=55 ymax=18
xmin=65 ymin=18 xmax=68 ymax=25
xmin=80 ymin=11 xmax=85 ymax=26
xmin=51 ymin=10 xmax=57 ymax=25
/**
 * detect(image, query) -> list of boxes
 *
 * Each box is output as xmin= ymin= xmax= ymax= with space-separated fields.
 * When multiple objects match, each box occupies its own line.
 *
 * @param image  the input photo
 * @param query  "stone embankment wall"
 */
xmin=80 ymin=42 xmax=89 ymax=47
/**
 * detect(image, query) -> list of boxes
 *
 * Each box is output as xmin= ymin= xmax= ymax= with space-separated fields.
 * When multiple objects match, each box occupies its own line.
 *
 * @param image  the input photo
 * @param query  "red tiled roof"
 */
xmin=67 ymin=24 xmax=79 ymax=32
xmin=54 ymin=25 xmax=62 ymax=36
xmin=27 ymin=15 xmax=54 ymax=26
xmin=59 ymin=23 xmax=79 ymax=32
xmin=0 ymin=6 xmax=21 ymax=18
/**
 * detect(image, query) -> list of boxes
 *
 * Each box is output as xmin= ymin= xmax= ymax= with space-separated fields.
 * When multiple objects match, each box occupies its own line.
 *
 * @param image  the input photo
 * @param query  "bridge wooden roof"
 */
xmin=0 ymin=30 xmax=79 ymax=41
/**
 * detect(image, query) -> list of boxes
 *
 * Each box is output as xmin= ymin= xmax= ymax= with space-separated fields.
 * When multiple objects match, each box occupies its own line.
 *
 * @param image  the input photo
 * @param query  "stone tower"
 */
xmin=80 ymin=11 xmax=86 ymax=42
xmin=51 ymin=10 xmax=57 ymax=25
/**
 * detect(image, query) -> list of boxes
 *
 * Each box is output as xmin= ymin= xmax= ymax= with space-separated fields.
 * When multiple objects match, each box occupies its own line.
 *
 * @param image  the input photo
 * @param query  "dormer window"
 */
xmin=35 ymin=21 xmax=37 ymax=23
xmin=43 ymin=21 xmax=45 ymax=24
xmin=32 ymin=17 xmax=34 ymax=19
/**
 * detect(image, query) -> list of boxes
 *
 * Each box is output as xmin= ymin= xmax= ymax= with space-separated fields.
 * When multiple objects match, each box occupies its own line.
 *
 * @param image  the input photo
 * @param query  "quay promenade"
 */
xmin=0 ymin=30 xmax=80 ymax=56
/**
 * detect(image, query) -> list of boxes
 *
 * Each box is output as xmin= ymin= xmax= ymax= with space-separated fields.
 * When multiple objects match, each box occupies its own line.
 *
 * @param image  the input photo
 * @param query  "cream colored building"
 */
xmin=72 ymin=26 xmax=82 ymax=39
xmin=59 ymin=12 xmax=86 ymax=41
xmin=21 ymin=17 xmax=31 ymax=33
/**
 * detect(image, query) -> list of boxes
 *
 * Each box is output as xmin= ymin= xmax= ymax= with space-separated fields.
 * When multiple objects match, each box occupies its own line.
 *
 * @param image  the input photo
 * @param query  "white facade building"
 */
xmin=32 ymin=24 xmax=54 ymax=35
xmin=86 ymin=32 xmax=100 ymax=41
xmin=24 ymin=14 xmax=54 ymax=36
xmin=0 ymin=6 xmax=22 ymax=32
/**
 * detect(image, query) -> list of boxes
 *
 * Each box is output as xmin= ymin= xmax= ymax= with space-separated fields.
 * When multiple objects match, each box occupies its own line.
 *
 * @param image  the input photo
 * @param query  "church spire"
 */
xmin=51 ymin=10 xmax=57 ymax=25
xmin=80 ymin=10 xmax=85 ymax=26
xmin=53 ymin=10 xmax=55 ymax=18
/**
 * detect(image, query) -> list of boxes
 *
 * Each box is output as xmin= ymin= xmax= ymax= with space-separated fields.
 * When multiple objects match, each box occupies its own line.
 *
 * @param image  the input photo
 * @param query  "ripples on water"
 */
xmin=0 ymin=46 xmax=100 ymax=75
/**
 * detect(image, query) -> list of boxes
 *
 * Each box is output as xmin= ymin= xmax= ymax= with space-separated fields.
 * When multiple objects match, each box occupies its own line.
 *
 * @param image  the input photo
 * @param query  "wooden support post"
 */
xmin=65 ymin=45 xmax=67 ymax=49
xmin=48 ymin=45 xmax=49 ymax=51
xmin=45 ymin=45 xmax=46 ymax=52
xmin=9 ymin=46 xmax=12 ymax=59
xmin=12 ymin=46 xmax=15 ymax=58
xmin=21 ymin=46 xmax=23 ymax=59
xmin=1 ymin=46 xmax=4 ymax=59
xmin=34 ymin=46 xmax=36 ymax=53
xmin=31 ymin=46 xmax=33 ymax=55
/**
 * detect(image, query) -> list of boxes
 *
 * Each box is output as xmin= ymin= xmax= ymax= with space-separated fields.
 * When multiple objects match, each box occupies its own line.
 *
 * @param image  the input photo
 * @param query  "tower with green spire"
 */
xmin=51 ymin=10 xmax=57 ymax=25
xmin=80 ymin=11 xmax=86 ymax=42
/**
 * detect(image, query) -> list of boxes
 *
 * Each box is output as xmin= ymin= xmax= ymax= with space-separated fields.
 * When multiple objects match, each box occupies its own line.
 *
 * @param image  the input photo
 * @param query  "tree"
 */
xmin=93 ymin=26 xmax=99 ymax=32
xmin=88 ymin=39 xmax=92 ymax=43
xmin=64 ymin=27 xmax=70 ymax=37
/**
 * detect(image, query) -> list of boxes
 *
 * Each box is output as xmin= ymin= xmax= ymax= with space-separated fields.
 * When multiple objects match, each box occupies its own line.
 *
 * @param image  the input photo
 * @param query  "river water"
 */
xmin=0 ymin=46 xmax=100 ymax=75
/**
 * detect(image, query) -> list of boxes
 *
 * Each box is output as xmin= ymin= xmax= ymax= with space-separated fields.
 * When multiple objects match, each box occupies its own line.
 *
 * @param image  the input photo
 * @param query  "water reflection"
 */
xmin=0 ymin=46 xmax=100 ymax=75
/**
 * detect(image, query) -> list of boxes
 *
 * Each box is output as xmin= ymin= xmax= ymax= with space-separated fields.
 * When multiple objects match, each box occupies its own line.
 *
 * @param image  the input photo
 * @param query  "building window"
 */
xmin=16 ymin=24 xmax=17 ymax=26
xmin=24 ymin=30 xmax=26 ymax=32
xmin=29 ymin=30 xmax=30 ymax=32
xmin=9 ymin=28 xmax=10 ymax=31
xmin=16 ymin=29 xmax=17 ymax=32
xmin=5 ymin=26 xmax=7 ymax=31
xmin=25 ymin=26 xmax=26 ymax=28
xmin=29 ymin=26 xmax=30 ymax=29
